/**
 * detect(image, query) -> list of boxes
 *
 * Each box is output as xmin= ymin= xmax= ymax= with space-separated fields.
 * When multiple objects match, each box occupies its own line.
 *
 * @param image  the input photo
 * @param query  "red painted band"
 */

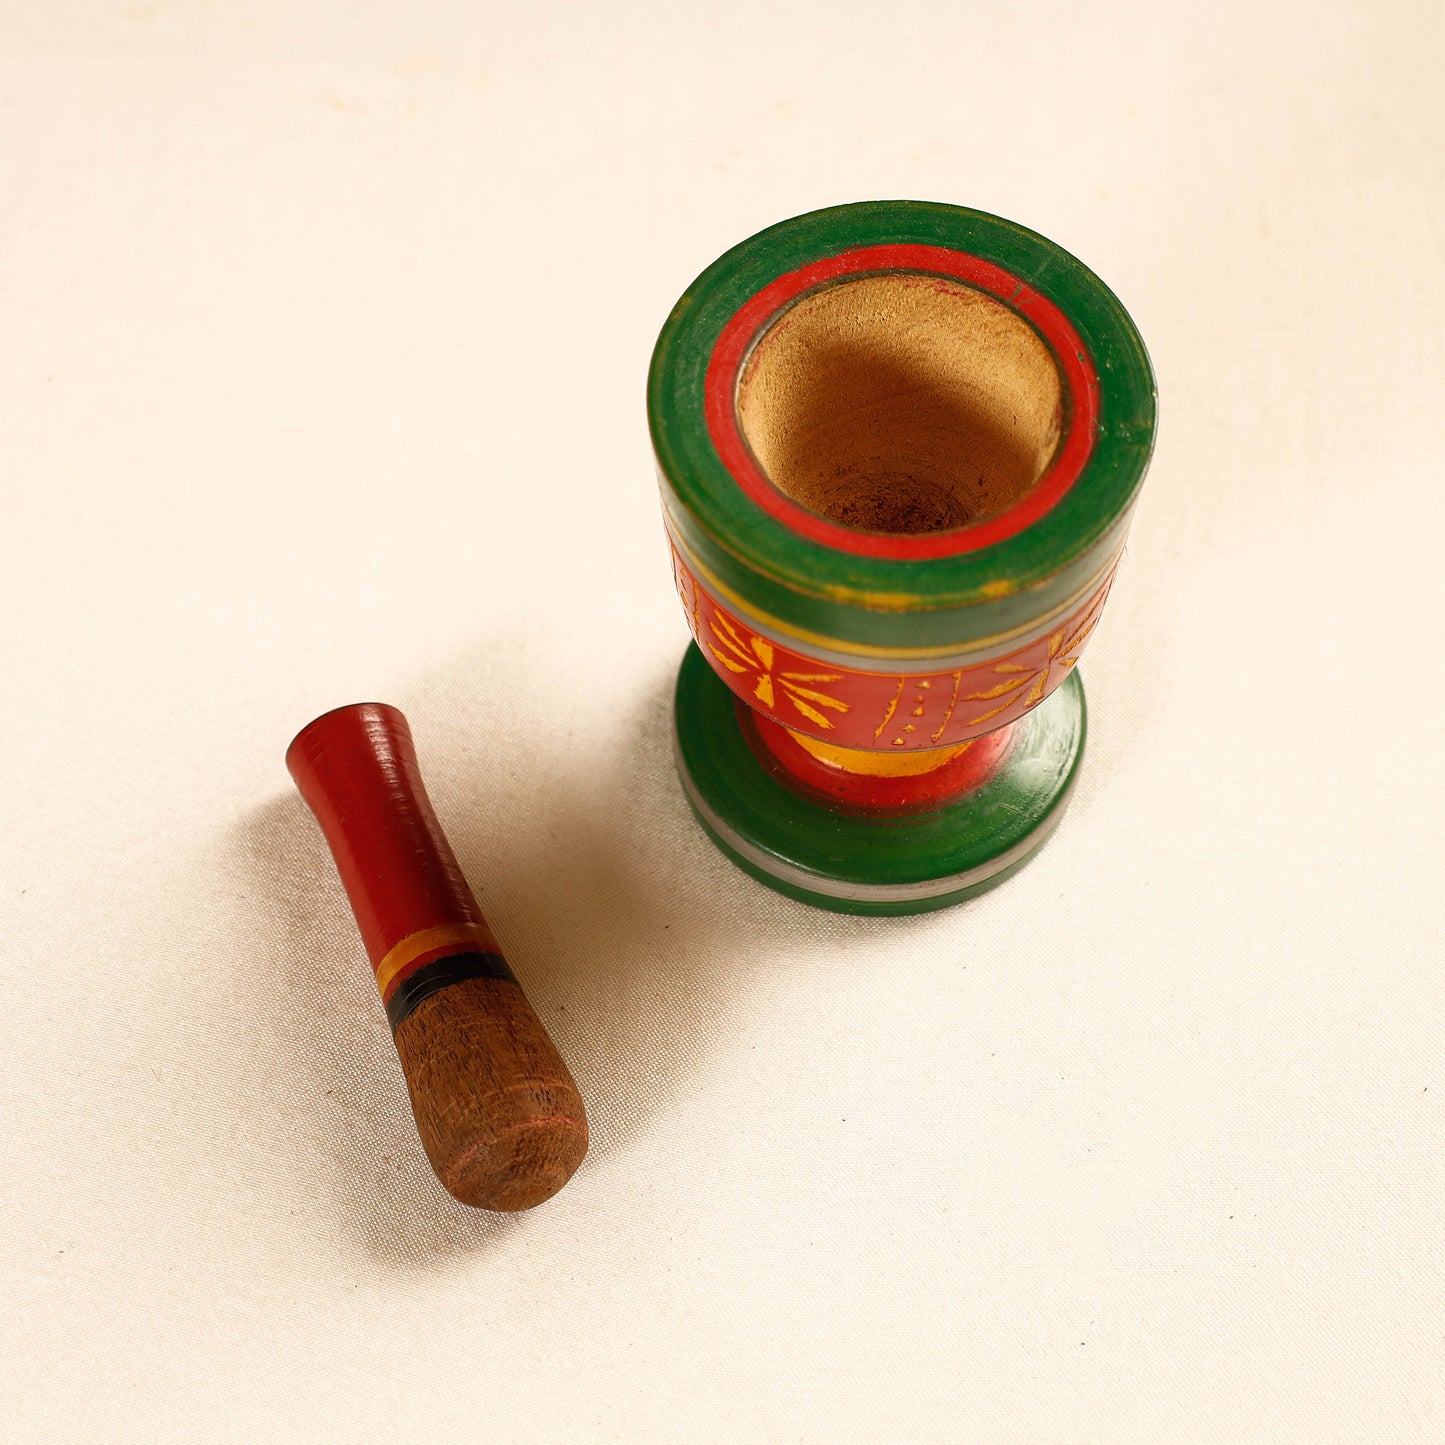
xmin=704 ymin=243 xmax=1100 ymax=561
xmin=286 ymin=704 xmax=498 ymax=1001
xmin=671 ymin=540 xmax=1119 ymax=750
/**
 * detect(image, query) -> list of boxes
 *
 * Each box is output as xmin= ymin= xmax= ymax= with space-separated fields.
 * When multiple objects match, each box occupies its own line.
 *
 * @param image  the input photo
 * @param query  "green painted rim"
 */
xmin=649 ymin=201 xmax=1156 ymax=652
xmin=673 ymin=644 xmax=1087 ymax=915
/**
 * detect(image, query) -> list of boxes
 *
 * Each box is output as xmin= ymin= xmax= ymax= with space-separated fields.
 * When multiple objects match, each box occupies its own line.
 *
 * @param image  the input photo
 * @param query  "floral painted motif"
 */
xmin=670 ymin=542 xmax=1116 ymax=750
xmin=704 ymin=612 xmax=851 ymax=731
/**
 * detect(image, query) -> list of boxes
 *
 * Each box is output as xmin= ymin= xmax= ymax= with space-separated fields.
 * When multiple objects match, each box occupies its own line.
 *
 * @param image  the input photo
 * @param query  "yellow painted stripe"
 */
xmin=792 ymin=731 xmax=975 ymax=777
xmin=374 ymin=922 xmax=500 ymax=1000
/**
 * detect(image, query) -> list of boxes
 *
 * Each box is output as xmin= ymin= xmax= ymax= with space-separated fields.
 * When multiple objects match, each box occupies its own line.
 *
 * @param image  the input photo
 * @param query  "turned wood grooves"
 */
xmin=287 ymin=702 xmax=587 ymax=1211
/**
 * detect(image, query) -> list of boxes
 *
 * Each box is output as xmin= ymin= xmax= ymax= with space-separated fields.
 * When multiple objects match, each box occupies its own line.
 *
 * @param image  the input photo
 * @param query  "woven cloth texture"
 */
xmin=2 ymin=4 xmax=1442 ymax=1441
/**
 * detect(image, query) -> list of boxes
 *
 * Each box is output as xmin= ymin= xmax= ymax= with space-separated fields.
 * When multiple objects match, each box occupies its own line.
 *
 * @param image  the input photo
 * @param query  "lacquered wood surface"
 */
xmin=649 ymin=202 xmax=1156 ymax=653
xmin=288 ymin=703 xmax=587 ymax=1209
xmin=673 ymin=644 xmax=1086 ymax=915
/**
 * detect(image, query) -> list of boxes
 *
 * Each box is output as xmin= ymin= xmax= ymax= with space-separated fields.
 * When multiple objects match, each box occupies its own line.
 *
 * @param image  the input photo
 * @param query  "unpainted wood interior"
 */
xmin=736 ymin=272 xmax=1064 ymax=535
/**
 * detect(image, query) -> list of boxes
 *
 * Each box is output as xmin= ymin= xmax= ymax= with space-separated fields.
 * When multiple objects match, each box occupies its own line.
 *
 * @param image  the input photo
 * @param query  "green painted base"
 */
xmin=672 ymin=644 xmax=1087 ymax=915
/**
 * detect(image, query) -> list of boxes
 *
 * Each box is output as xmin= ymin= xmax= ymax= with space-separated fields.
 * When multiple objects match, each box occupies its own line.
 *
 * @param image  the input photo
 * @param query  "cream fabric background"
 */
xmin=3 ymin=3 xmax=1442 ymax=1441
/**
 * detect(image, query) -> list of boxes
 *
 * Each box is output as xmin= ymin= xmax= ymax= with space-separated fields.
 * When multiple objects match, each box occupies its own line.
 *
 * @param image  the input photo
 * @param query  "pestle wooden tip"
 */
xmin=393 ymin=976 xmax=588 ymax=1211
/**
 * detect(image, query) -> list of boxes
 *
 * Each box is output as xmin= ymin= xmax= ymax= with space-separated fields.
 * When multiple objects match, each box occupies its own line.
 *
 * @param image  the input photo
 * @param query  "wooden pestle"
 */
xmin=287 ymin=703 xmax=587 ymax=1210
